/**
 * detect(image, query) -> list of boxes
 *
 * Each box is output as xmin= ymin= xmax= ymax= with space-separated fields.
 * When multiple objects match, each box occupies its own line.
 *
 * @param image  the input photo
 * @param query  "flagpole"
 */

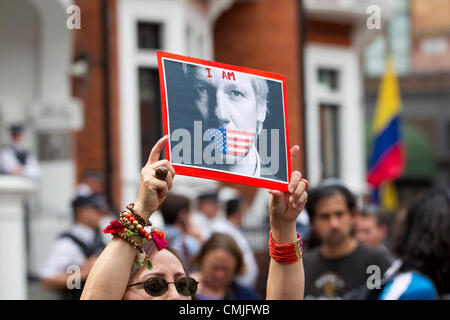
xmin=383 ymin=21 xmax=392 ymax=58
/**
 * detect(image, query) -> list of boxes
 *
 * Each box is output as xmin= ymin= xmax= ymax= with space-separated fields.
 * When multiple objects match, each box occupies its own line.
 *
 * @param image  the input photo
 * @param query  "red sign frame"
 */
xmin=157 ymin=51 xmax=291 ymax=192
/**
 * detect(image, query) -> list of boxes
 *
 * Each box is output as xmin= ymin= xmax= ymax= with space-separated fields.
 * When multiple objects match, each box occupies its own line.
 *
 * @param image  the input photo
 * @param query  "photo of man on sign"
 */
xmin=158 ymin=51 xmax=290 ymax=191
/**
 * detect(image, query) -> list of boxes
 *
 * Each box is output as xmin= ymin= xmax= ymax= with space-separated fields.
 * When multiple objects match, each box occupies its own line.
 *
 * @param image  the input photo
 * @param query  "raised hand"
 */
xmin=134 ymin=135 xmax=176 ymax=219
xmin=268 ymin=145 xmax=308 ymax=243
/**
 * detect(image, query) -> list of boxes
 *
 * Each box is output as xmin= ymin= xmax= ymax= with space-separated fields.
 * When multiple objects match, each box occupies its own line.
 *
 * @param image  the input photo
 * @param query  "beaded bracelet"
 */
xmin=126 ymin=203 xmax=152 ymax=227
xmin=119 ymin=211 xmax=152 ymax=240
xmin=116 ymin=231 xmax=154 ymax=269
xmin=103 ymin=207 xmax=168 ymax=270
xmin=268 ymin=231 xmax=303 ymax=264
xmin=117 ymin=230 xmax=144 ymax=251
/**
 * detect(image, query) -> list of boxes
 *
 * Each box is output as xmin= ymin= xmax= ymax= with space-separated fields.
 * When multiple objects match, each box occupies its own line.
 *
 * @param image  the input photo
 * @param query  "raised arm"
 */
xmin=266 ymin=146 xmax=307 ymax=300
xmin=81 ymin=136 xmax=175 ymax=299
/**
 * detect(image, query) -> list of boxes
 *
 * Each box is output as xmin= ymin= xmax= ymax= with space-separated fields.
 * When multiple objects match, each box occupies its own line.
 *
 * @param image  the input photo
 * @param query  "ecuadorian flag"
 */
xmin=367 ymin=56 xmax=405 ymax=192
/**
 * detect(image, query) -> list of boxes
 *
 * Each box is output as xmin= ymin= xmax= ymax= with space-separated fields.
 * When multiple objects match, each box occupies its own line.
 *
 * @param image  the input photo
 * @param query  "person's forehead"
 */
xmin=355 ymin=217 xmax=376 ymax=230
xmin=204 ymin=248 xmax=236 ymax=264
xmin=315 ymin=193 xmax=349 ymax=213
xmin=358 ymin=215 xmax=377 ymax=224
xmin=149 ymin=250 xmax=185 ymax=274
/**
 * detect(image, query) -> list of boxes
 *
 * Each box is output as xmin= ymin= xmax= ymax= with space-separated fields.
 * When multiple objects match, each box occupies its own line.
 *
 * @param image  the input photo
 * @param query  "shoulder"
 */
xmin=0 ymin=144 xmax=12 ymax=151
xmin=379 ymin=271 xmax=437 ymax=300
xmin=183 ymin=234 xmax=202 ymax=252
xmin=164 ymin=225 xmax=181 ymax=239
xmin=354 ymin=243 xmax=381 ymax=256
xmin=354 ymin=244 xmax=392 ymax=268
xmin=211 ymin=217 xmax=230 ymax=231
xmin=40 ymin=234 xmax=86 ymax=278
xmin=303 ymin=246 xmax=321 ymax=260
xmin=302 ymin=247 xmax=322 ymax=267
xmin=233 ymin=283 xmax=261 ymax=300
xmin=212 ymin=220 xmax=242 ymax=240
xmin=54 ymin=233 xmax=86 ymax=254
xmin=191 ymin=212 xmax=207 ymax=223
xmin=0 ymin=145 xmax=14 ymax=157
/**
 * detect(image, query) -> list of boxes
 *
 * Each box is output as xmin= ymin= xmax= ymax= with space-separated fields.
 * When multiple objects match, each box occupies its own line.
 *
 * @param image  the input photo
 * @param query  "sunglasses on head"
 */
xmin=128 ymin=276 xmax=198 ymax=297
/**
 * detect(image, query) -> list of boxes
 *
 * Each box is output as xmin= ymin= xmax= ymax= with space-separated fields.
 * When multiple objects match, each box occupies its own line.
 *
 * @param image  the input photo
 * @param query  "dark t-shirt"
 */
xmin=303 ymin=243 xmax=392 ymax=300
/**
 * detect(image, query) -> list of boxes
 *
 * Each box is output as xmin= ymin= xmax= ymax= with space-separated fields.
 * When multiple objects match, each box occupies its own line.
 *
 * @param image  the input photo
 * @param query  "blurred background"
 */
xmin=0 ymin=0 xmax=448 ymax=299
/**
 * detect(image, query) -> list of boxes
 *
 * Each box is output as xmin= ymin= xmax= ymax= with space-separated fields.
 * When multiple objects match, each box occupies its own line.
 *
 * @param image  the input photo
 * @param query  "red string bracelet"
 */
xmin=268 ymin=231 xmax=303 ymax=264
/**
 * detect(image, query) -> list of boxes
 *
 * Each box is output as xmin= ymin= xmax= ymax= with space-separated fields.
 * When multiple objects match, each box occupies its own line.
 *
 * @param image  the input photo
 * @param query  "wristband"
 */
xmin=268 ymin=231 xmax=303 ymax=264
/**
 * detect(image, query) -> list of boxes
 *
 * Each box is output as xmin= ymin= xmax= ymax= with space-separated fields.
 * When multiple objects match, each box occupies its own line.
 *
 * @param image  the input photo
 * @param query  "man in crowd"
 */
xmin=303 ymin=183 xmax=392 ymax=299
xmin=191 ymin=190 xmax=221 ymax=241
xmin=160 ymin=193 xmax=202 ymax=273
xmin=0 ymin=124 xmax=41 ymax=269
xmin=40 ymin=194 xmax=108 ymax=299
xmin=355 ymin=205 xmax=394 ymax=262
xmin=74 ymin=170 xmax=105 ymax=197
xmin=0 ymin=124 xmax=40 ymax=179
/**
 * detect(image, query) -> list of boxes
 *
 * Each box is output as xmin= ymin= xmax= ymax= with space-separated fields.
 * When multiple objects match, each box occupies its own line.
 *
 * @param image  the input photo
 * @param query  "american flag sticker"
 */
xmin=205 ymin=128 xmax=256 ymax=157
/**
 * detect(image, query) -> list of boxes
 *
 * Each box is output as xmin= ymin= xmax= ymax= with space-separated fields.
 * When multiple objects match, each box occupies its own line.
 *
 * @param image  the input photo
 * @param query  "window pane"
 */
xmin=318 ymin=68 xmax=339 ymax=92
xmin=38 ymin=132 xmax=71 ymax=161
xmin=139 ymin=68 xmax=162 ymax=166
xmin=137 ymin=22 xmax=162 ymax=49
xmin=319 ymin=103 xmax=340 ymax=179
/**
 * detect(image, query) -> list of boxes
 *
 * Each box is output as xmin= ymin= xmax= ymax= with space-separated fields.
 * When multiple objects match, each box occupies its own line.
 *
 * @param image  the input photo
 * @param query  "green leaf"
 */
xmin=127 ymin=230 xmax=139 ymax=237
xmin=146 ymin=259 xmax=153 ymax=270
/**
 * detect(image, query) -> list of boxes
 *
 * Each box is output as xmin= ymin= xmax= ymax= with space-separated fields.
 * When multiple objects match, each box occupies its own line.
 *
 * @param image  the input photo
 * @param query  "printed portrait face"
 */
xmin=193 ymin=67 xmax=267 ymax=133
xmin=192 ymin=67 xmax=268 ymax=163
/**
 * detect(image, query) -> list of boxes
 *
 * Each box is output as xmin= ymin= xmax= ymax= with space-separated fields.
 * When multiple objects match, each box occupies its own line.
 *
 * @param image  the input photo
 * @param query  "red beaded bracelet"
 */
xmin=268 ymin=231 xmax=303 ymax=264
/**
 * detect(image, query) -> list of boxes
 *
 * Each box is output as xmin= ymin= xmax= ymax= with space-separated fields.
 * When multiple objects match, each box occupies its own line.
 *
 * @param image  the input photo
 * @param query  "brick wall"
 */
xmin=214 ymin=0 xmax=305 ymax=297
xmin=306 ymin=18 xmax=352 ymax=47
xmin=214 ymin=0 xmax=305 ymax=197
xmin=411 ymin=37 xmax=450 ymax=72
xmin=411 ymin=0 xmax=450 ymax=35
xmin=72 ymin=0 xmax=121 ymax=210
xmin=411 ymin=0 xmax=450 ymax=72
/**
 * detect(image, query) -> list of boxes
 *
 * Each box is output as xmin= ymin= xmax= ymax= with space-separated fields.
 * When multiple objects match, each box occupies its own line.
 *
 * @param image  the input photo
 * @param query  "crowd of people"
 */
xmin=79 ymin=137 xmax=306 ymax=300
xmin=79 ymin=137 xmax=449 ymax=300
xmin=1 ymin=126 xmax=448 ymax=300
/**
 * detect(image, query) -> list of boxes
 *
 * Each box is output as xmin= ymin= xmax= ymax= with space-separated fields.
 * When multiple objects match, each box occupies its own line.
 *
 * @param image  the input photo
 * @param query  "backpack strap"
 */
xmin=59 ymin=232 xmax=96 ymax=258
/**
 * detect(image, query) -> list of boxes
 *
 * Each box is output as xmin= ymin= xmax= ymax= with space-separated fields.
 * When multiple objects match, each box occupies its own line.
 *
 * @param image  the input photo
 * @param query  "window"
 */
xmin=319 ymin=103 xmax=340 ymax=179
xmin=38 ymin=132 xmax=71 ymax=161
xmin=139 ymin=68 xmax=162 ymax=166
xmin=318 ymin=68 xmax=339 ymax=92
xmin=137 ymin=22 xmax=162 ymax=49
xmin=136 ymin=21 xmax=164 ymax=165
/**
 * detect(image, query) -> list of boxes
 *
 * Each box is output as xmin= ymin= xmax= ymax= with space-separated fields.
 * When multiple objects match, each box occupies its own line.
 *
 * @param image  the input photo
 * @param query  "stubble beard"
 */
xmin=324 ymin=229 xmax=348 ymax=247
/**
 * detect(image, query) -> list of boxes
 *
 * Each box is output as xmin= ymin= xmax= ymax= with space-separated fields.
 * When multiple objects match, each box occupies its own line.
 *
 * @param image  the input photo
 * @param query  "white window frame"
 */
xmin=118 ymin=0 xmax=214 ymax=205
xmin=118 ymin=0 xmax=186 ymax=205
xmin=304 ymin=44 xmax=365 ymax=194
